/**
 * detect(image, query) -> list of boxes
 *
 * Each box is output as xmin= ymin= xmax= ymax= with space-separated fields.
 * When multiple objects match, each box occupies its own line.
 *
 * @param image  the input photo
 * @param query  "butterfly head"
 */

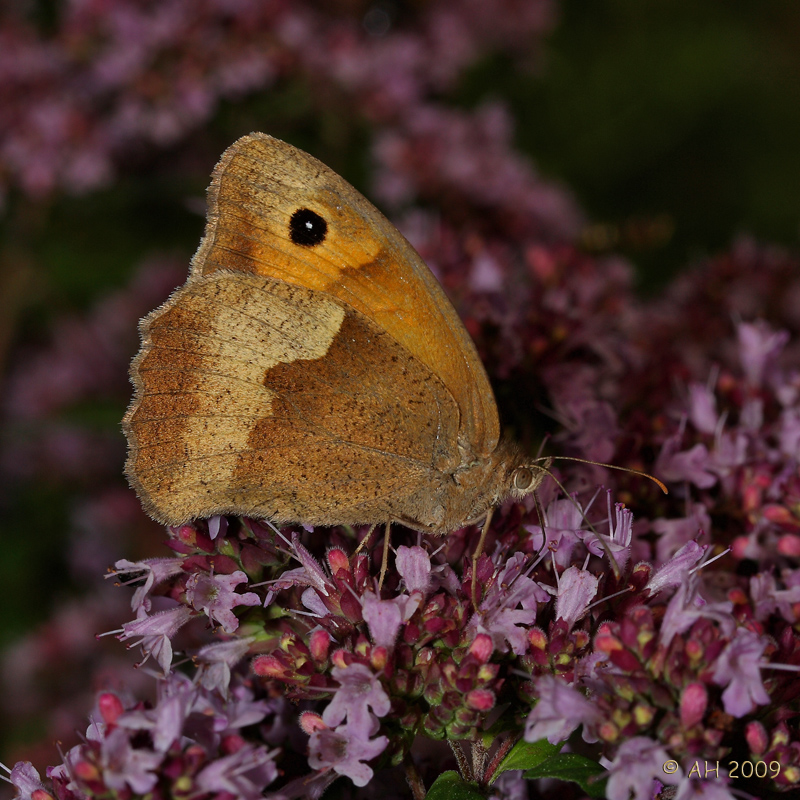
xmin=509 ymin=463 xmax=547 ymax=499
xmin=499 ymin=447 xmax=551 ymax=503
xmin=428 ymin=442 xmax=549 ymax=533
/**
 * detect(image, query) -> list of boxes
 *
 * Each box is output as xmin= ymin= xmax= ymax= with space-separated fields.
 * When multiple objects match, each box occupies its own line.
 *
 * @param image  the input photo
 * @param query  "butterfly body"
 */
xmin=123 ymin=134 xmax=544 ymax=532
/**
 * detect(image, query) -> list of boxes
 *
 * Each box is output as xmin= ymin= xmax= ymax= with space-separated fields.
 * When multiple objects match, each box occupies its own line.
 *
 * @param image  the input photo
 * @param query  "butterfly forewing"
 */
xmin=191 ymin=133 xmax=500 ymax=459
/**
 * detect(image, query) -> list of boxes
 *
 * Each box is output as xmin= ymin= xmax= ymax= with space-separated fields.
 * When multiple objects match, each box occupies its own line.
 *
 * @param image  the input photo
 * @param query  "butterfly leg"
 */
xmin=354 ymin=523 xmax=377 ymax=556
xmin=471 ymin=507 xmax=494 ymax=609
xmin=377 ymin=522 xmax=392 ymax=593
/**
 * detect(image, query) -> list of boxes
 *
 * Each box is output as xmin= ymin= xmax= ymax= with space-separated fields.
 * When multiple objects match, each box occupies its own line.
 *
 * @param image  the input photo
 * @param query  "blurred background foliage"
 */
xmin=0 ymin=0 xmax=798 ymax=762
xmin=507 ymin=0 xmax=800 ymax=285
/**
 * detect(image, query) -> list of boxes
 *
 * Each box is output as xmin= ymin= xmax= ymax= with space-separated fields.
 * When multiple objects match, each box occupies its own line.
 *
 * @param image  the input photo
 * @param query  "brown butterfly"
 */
xmin=123 ymin=133 xmax=546 ymax=539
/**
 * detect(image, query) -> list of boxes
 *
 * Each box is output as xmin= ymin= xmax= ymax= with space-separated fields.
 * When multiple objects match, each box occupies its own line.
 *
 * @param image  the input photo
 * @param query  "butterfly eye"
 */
xmin=512 ymin=467 xmax=534 ymax=491
xmin=289 ymin=208 xmax=328 ymax=246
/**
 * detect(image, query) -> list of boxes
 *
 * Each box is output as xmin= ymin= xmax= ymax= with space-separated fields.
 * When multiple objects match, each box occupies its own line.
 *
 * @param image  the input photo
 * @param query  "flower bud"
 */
xmin=466 ymin=688 xmax=495 ymax=711
xmin=679 ymin=682 xmax=708 ymax=728
xmin=309 ymin=629 xmax=331 ymax=662
xmin=97 ymin=691 xmax=125 ymax=726
xmin=468 ymin=633 xmax=493 ymax=664
xmin=745 ymin=720 xmax=769 ymax=755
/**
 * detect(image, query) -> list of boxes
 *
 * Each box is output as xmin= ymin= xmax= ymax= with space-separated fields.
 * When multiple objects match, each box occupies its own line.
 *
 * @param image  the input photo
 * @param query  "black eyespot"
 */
xmin=512 ymin=467 xmax=534 ymax=491
xmin=289 ymin=208 xmax=328 ymax=246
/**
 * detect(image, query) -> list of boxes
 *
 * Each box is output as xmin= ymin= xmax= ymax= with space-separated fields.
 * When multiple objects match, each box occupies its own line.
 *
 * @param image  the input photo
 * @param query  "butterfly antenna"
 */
xmin=536 ymin=455 xmax=668 ymax=494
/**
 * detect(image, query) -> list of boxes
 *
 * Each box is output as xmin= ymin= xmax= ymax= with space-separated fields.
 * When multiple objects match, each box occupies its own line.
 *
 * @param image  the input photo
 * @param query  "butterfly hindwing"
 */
xmin=124 ymin=272 xmax=461 ymax=526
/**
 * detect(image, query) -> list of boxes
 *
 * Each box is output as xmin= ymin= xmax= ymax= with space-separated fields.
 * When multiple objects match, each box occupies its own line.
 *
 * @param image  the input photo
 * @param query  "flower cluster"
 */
xmin=10 ymin=456 xmax=800 ymax=800
xmin=649 ymin=319 xmax=800 ymax=562
xmin=8 ymin=672 xmax=280 ymax=800
xmin=0 ymin=0 xmax=560 ymax=208
xmin=7 ymin=254 xmax=800 ymax=798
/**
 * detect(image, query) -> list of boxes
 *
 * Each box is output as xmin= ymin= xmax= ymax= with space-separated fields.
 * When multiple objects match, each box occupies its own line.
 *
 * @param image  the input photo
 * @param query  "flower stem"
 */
xmin=471 ymin=739 xmax=488 ymax=783
xmin=482 ymin=733 xmax=520 ymax=787
xmin=403 ymin=751 xmax=426 ymax=800
xmin=449 ymin=740 xmax=473 ymax=782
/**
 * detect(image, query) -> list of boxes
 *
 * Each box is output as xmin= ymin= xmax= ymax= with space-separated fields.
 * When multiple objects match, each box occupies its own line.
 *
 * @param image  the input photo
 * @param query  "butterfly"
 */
xmin=123 ymin=133 xmax=546 ymax=541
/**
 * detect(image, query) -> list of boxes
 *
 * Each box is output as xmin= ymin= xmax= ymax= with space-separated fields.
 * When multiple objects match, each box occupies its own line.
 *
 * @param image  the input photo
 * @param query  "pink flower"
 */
xmin=95 ymin=727 xmax=163 ymax=795
xmin=307 ymin=719 xmax=388 ymax=787
xmin=110 ymin=557 xmax=185 ymax=613
xmin=646 ymin=540 xmax=706 ymax=596
xmin=38 ymin=671 xmax=279 ymax=800
xmin=195 ymin=744 xmax=278 ymax=800
xmin=195 ymin=637 xmax=255 ymax=694
xmin=395 ymin=544 xmax=432 ymax=594
xmin=554 ymin=566 xmax=598 ymax=630
xmin=361 ymin=592 xmax=403 ymax=648
xmin=524 ymin=675 xmax=600 ymax=744
xmin=265 ymin=532 xmax=333 ymax=604
xmin=322 ymin=663 xmax=391 ymax=733
xmin=656 ymin=438 xmax=717 ymax=489
xmin=6 ymin=762 xmax=52 ymax=800
xmin=185 ymin=570 xmax=260 ymax=633
xmin=118 ymin=672 xmax=196 ymax=753
xmin=579 ymin=493 xmax=634 ymax=569
xmin=737 ymin=320 xmax=789 ymax=387
xmin=605 ymin=737 xmax=681 ymax=800
xmin=779 ymin=408 xmax=800 ymax=459
xmin=659 ymin=578 xmax=734 ymax=649
xmin=469 ymin=552 xmax=544 ymax=655
xmin=712 ymin=628 xmax=770 ymax=717
xmin=750 ymin=572 xmax=800 ymax=622
xmin=118 ymin=605 xmax=194 ymax=675
xmin=652 ymin=505 xmax=711 ymax=563
xmin=687 ymin=382 xmax=719 ymax=435
xmin=207 ymin=515 xmax=228 ymax=540
xmin=526 ymin=497 xmax=587 ymax=568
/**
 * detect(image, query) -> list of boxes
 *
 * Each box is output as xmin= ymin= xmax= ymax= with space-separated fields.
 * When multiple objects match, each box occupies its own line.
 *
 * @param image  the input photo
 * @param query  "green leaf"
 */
xmin=523 ymin=753 xmax=608 ymax=798
xmin=425 ymin=770 xmax=486 ymax=800
xmin=491 ymin=738 xmax=563 ymax=781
